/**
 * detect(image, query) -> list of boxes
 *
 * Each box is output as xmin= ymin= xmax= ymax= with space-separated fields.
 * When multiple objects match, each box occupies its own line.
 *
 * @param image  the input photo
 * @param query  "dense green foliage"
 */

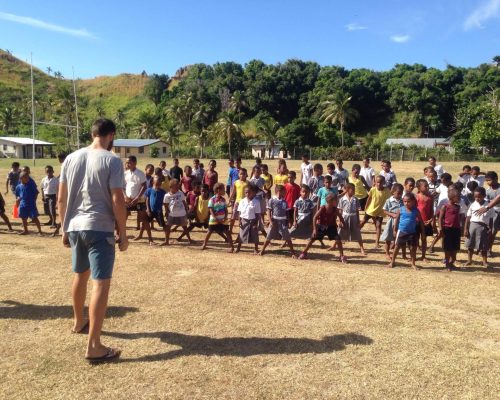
xmin=0 ymin=48 xmax=498 ymax=158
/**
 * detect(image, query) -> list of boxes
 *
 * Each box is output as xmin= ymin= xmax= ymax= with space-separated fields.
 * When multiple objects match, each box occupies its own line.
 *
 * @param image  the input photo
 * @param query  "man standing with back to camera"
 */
xmin=58 ymin=118 xmax=129 ymax=363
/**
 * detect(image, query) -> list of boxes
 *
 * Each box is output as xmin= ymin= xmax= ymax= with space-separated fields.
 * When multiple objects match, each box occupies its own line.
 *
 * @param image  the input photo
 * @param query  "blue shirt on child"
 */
xmin=398 ymin=206 xmax=418 ymax=234
xmin=317 ymin=186 xmax=338 ymax=206
xmin=145 ymin=187 xmax=166 ymax=213
xmin=15 ymin=182 xmax=38 ymax=209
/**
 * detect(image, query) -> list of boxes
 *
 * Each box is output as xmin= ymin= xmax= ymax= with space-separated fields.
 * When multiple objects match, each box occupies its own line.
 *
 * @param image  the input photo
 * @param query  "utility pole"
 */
xmin=30 ymin=52 xmax=36 ymax=166
xmin=72 ymin=66 xmax=80 ymax=149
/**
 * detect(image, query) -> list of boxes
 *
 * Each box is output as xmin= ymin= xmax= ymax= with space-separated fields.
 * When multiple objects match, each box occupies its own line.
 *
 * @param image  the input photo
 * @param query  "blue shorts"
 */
xmin=18 ymin=205 xmax=39 ymax=219
xmin=68 ymin=231 xmax=115 ymax=280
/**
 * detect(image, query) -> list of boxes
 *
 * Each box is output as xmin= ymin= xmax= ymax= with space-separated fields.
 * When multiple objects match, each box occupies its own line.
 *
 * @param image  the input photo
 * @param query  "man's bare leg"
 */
xmin=72 ymin=270 xmax=90 ymax=332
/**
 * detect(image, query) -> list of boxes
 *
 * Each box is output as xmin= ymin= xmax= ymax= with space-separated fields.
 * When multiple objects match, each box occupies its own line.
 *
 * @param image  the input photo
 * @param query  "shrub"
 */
xmin=150 ymin=146 xmax=159 ymax=158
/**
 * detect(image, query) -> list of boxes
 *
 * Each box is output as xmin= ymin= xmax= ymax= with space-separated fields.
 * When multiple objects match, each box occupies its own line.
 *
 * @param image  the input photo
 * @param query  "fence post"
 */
xmin=401 ymin=148 xmax=404 ymax=161
xmin=389 ymin=145 xmax=393 ymax=162
xmin=376 ymin=149 xmax=379 ymax=161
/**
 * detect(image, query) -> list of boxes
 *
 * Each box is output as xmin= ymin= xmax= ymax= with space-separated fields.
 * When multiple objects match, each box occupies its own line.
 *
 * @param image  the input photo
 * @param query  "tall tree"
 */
xmin=214 ymin=112 xmax=244 ymax=158
xmin=319 ymin=92 xmax=359 ymax=147
xmin=0 ymin=106 xmax=17 ymax=135
xmin=144 ymin=74 xmax=169 ymax=105
xmin=256 ymin=112 xmax=281 ymax=159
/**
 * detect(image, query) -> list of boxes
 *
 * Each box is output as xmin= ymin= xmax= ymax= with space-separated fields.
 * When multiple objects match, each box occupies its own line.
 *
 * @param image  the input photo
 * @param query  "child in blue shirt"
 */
xmin=15 ymin=172 xmax=42 ymax=235
xmin=316 ymin=175 xmax=338 ymax=208
xmin=142 ymin=175 xmax=167 ymax=245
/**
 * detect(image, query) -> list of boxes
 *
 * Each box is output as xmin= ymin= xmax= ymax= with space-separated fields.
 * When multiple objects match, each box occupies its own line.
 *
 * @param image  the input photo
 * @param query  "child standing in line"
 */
xmin=15 ymin=172 xmax=42 ymax=236
xmin=360 ymin=157 xmax=375 ymax=189
xmin=186 ymin=182 xmax=202 ymax=221
xmin=143 ymin=175 xmax=167 ymax=245
xmin=387 ymin=193 xmax=425 ymax=270
xmin=41 ymin=165 xmax=59 ymax=228
xmin=485 ymin=171 xmax=500 ymax=255
xmin=430 ymin=173 xmax=453 ymax=252
xmin=162 ymin=179 xmax=192 ymax=245
xmin=464 ymin=187 xmax=494 ymax=269
xmin=235 ymin=184 xmax=261 ymax=254
xmin=308 ymin=163 xmax=324 ymax=204
xmin=299 ymin=194 xmax=345 ymax=262
xmin=202 ymin=182 xmax=234 ymax=252
xmin=276 ymin=159 xmax=288 ymax=176
xmin=290 ymin=185 xmax=316 ymax=239
xmin=5 ymin=161 xmax=20 ymax=195
xmin=334 ymin=159 xmax=349 ymax=193
xmin=381 ymin=183 xmax=404 ymax=260
xmin=348 ymin=164 xmax=369 ymax=210
xmin=203 ymin=160 xmax=218 ymax=196
xmin=325 ymin=163 xmax=339 ymax=188
xmin=179 ymin=184 xmax=211 ymax=241
xmin=439 ymin=188 xmax=462 ymax=271
xmin=360 ymin=175 xmax=391 ymax=248
xmin=316 ymin=175 xmax=338 ymax=209
xmin=261 ymin=164 xmax=273 ymax=201
xmin=300 ymin=154 xmax=313 ymax=186
xmin=415 ymin=179 xmax=434 ymax=261
xmin=170 ymin=158 xmax=184 ymax=181
xmin=274 ymin=163 xmax=289 ymax=186
xmin=145 ymin=164 xmax=155 ymax=189
xmin=259 ymin=185 xmax=296 ymax=258
xmin=181 ymin=165 xmax=194 ymax=194
xmin=0 ymin=193 xmax=13 ymax=231
xmin=284 ymin=171 xmax=301 ymax=227
xmin=338 ymin=183 xmax=366 ymax=255
xmin=229 ymin=168 xmax=249 ymax=235
xmin=403 ymin=177 xmax=415 ymax=196
xmin=379 ymin=160 xmax=397 ymax=189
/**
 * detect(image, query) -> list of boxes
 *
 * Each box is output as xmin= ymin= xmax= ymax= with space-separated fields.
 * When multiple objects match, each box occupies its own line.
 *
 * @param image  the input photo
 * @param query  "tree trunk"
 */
xmin=340 ymin=121 xmax=344 ymax=147
xmin=228 ymin=134 xmax=232 ymax=159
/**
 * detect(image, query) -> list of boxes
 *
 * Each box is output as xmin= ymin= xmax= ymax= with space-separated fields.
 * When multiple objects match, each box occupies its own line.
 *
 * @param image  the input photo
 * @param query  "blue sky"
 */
xmin=0 ymin=0 xmax=499 ymax=79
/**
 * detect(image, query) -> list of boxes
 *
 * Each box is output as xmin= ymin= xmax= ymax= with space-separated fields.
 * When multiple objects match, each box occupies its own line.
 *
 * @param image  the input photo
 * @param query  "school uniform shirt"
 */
xmin=467 ymin=201 xmax=495 ymax=224
xmin=334 ymin=169 xmax=349 ymax=188
xmin=458 ymin=173 xmax=470 ymax=187
xmin=267 ymin=197 xmax=288 ymax=219
xmin=192 ymin=167 xmax=204 ymax=182
xmin=274 ymin=174 xmax=289 ymax=186
xmin=41 ymin=176 xmax=59 ymax=196
xmin=294 ymin=198 xmax=315 ymax=215
xmin=435 ymin=185 xmax=449 ymax=212
xmin=125 ymin=168 xmax=147 ymax=200
xmin=144 ymin=187 xmax=166 ymax=213
xmin=249 ymin=177 xmax=265 ymax=198
xmin=237 ymin=197 xmax=261 ymax=220
xmin=383 ymin=196 xmax=403 ymax=214
xmin=317 ymin=186 xmax=339 ymax=206
xmin=379 ymin=170 xmax=397 ymax=189
xmin=284 ymin=182 xmax=301 ymax=210
xmin=365 ymin=187 xmax=391 ymax=217
xmin=163 ymin=191 xmax=186 ymax=217
xmin=486 ymin=187 xmax=500 ymax=212
xmin=300 ymin=162 xmax=313 ymax=185
xmin=469 ymin=175 xmax=485 ymax=187
xmin=234 ymin=180 xmax=249 ymax=202
xmin=162 ymin=168 xmax=171 ymax=178
xmin=325 ymin=173 xmax=339 ymax=188
xmin=208 ymin=195 xmax=229 ymax=225
xmin=360 ymin=167 xmax=375 ymax=188
xmin=339 ymin=195 xmax=359 ymax=215
xmin=433 ymin=164 xmax=445 ymax=179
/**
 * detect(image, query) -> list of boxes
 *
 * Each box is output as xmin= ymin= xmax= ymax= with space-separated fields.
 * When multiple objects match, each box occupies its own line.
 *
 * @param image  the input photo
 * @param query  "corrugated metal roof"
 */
xmin=386 ymin=138 xmax=450 ymax=148
xmin=113 ymin=139 xmax=161 ymax=147
xmin=0 ymin=137 xmax=53 ymax=145
xmin=248 ymin=139 xmax=282 ymax=146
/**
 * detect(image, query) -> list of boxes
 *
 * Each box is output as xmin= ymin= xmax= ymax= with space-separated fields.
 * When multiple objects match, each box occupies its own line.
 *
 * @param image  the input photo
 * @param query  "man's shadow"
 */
xmin=0 ymin=300 xmax=138 ymax=320
xmin=103 ymin=330 xmax=373 ymax=363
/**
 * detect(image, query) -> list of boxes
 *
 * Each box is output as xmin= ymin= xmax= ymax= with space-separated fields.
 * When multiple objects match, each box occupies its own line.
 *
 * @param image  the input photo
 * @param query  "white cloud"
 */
xmin=464 ymin=0 xmax=500 ymax=30
xmin=346 ymin=23 xmax=368 ymax=31
xmin=0 ymin=11 xmax=96 ymax=38
xmin=390 ymin=34 xmax=410 ymax=43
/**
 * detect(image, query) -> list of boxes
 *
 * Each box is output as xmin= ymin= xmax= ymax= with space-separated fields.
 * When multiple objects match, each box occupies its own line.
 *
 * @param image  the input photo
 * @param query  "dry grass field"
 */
xmin=0 ymin=158 xmax=499 ymax=399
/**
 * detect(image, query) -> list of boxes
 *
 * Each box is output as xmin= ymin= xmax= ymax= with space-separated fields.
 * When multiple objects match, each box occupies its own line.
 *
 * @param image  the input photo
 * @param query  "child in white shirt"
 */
xmin=235 ymin=184 xmax=261 ymax=254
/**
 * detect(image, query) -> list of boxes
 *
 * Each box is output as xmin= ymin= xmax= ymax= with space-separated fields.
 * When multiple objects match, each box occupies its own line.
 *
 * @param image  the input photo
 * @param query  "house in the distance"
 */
xmin=386 ymin=137 xmax=453 ymax=152
xmin=248 ymin=139 xmax=289 ymax=159
xmin=0 ymin=137 xmax=54 ymax=159
xmin=112 ymin=139 xmax=169 ymax=158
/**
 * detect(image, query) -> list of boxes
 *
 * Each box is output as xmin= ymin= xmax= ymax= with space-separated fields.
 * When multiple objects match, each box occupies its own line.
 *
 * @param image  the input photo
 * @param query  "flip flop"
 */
xmin=86 ymin=347 xmax=121 ymax=364
xmin=71 ymin=321 xmax=89 ymax=334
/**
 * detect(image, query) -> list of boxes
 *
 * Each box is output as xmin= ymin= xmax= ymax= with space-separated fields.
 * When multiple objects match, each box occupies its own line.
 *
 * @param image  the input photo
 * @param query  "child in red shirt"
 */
xmin=416 ymin=179 xmax=434 ymax=261
xmin=284 ymin=171 xmax=301 ymax=227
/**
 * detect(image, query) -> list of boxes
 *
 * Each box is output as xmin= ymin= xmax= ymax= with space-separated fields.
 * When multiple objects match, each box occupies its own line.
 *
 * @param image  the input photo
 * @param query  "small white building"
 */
xmin=112 ymin=139 xmax=170 ymax=158
xmin=386 ymin=137 xmax=452 ymax=152
xmin=249 ymin=140 xmax=289 ymax=159
xmin=0 ymin=137 xmax=54 ymax=159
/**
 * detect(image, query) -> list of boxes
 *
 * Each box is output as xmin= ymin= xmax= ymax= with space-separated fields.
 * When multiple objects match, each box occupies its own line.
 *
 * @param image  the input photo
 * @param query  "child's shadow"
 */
xmin=103 ymin=330 xmax=373 ymax=363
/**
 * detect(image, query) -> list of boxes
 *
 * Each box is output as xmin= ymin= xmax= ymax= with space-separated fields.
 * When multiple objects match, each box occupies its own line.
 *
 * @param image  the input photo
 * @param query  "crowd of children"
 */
xmin=2 ymin=155 xmax=499 ymax=271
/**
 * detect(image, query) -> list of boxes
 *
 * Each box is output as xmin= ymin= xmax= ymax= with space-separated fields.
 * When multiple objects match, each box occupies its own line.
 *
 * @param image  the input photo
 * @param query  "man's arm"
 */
xmin=111 ymin=188 xmax=129 ymax=251
xmin=58 ymin=182 xmax=69 ymax=247
xmin=5 ymin=176 xmax=9 ymax=195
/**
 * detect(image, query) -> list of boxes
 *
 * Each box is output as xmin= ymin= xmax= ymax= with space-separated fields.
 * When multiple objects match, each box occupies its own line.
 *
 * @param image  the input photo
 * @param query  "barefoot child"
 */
xmin=0 ymin=193 xmax=13 ymax=231
xmin=464 ymin=187 xmax=494 ymax=269
xmin=274 ymin=162 xmax=289 ymax=186
xmin=348 ymin=164 xmax=369 ymax=210
xmin=284 ymin=171 xmax=301 ymax=227
xmin=403 ymin=177 xmax=415 ymax=196
xmin=235 ymin=184 xmax=261 ymax=254
xmin=415 ymin=179 xmax=434 ymax=261
xmin=289 ymin=185 xmax=315 ymax=239
xmin=261 ymin=164 xmax=273 ymax=201
xmin=485 ymin=171 xmax=500 ymax=255
xmin=144 ymin=175 xmax=167 ymax=245
xmin=202 ymin=183 xmax=234 ymax=251
xmin=40 ymin=165 xmax=59 ymax=228
xmin=379 ymin=160 xmax=397 ymax=189
xmin=360 ymin=175 xmax=391 ymax=248
xmin=260 ymin=185 xmax=296 ymax=257
xmin=162 ymin=179 xmax=192 ymax=245
xmin=249 ymin=165 xmax=267 ymax=233
xmin=181 ymin=165 xmax=194 ymax=194
xmin=229 ymin=168 xmax=249 ymax=235
xmin=15 ymin=172 xmax=42 ymax=235
xmin=381 ymin=183 xmax=404 ymax=260
xmin=299 ymin=194 xmax=346 ymax=262
xmin=5 ymin=161 xmax=20 ymax=195
xmin=316 ymin=175 xmax=338 ymax=209
xmin=179 ymin=184 xmax=211 ymax=240
xmin=387 ymin=193 xmax=425 ymax=270
xmin=430 ymin=172 xmax=453 ymax=252
xmin=439 ymin=188 xmax=462 ymax=271
xmin=338 ymin=183 xmax=366 ymax=255
xmin=308 ymin=163 xmax=324 ymax=204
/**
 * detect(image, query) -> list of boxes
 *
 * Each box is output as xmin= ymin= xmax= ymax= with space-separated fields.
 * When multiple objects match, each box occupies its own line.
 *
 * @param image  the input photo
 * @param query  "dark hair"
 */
xmin=209 ymin=159 xmax=216 ymax=165
xmin=255 ymin=157 xmax=262 ymax=163
xmin=404 ymin=177 xmax=415 ymax=185
xmin=452 ymin=182 xmax=464 ymax=192
xmin=57 ymin=153 xmax=67 ymax=163
xmin=403 ymin=192 xmax=416 ymax=201
xmin=485 ymin=171 xmax=498 ymax=181
xmin=363 ymin=157 xmax=370 ymax=161
xmin=474 ymin=187 xmax=486 ymax=197
xmin=261 ymin=163 xmax=268 ymax=170
xmin=352 ymin=164 xmax=361 ymax=171
xmin=448 ymin=188 xmax=459 ymax=200
xmin=228 ymin=158 xmax=234 ymax=163
xmin=45 ymin=165 xmax=54 ymax=172
xmin=301 ymin=184 xmax=311 ymax=193
xmin=324 ymin=175 xmax=333 ymax=183
xmin=275 ymin=184 xmax=285 ymax=193
xmin=288 ymin=171 xmax=296 ymax=178
xmin=428 ymin=156 xmax=436 ymax=162
xmin=462 ymin=165 xmax=471 ymax=171
xmin=174 ymin=158 xmax=179 ymax=162
xmin=313 ymin=163 xmax=323 ymax=171
xmin=467 ymin=180 xmax=478 ymax=191
xmin=201 ymin=184 xmax=209 ymax=191
xmin=471 ymin=166 xmax=480 ymax=173
xmin=416 ymin=179 xmax=427 ymax=189
xmin=145 ymin=163 xmax=154 ymax=170
xmin=376 ymin=175 xmax=386 ymax=183
xmin=336 ymin=159 xmax=343 ymax=163
xmin=327 ymin=162 xmax=335 ymax=169
xmin=247 ymin=183 xmax=258 ymax=194
xmin=424 ymin=166 xmax=435 ymax=173
xmin=154 ymin=167 xmax=163 ymax=176
xmin=236 ymin=157 xmax=242 ymax=163
xmin=382 ymin=160 xmax=391 ymax=166
xmin=11 ymin=162 xmax=20 ymax=168
xmin=239 ymin=168 xmax=248 ymax=175
xmin=440 ymin=173 xmax=452 ymax=182
xmin=213 ymin=182 xmax=224 ymax=192
xmin=302 ymin=154 xmax=309 ymax=159
xmin=344 ymin=182 xmax=355 ymax=191
xmin=193 ymin=158 xmax=200 ymax=163
xmin=159 ymin=160 xmax=166 ymax=166
xmin=91 ymin=118 xmax=116 ymax=137
xmin=392 ymin=183 xmax=404 ymax=193
xmin=127 ymin=155 xmax=137 ymax=163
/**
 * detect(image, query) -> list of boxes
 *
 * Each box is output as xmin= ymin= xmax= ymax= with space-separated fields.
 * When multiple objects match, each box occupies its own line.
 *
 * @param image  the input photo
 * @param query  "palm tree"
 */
xmin=54 ymin=85 xmax=76 ymax=146
xmin=193 ymin=104 xmax=213 ymax=157
xmin=95 ymin=104 xmax=106 ymax=118
xmin=493 ymin=55 xmax=500 ymax=68
xmin=319 ymin=92 xmax=359 ymax=147
xmin=214 ymin=112 xmax=244 ymax=158
xmin=229 ymin=90 xmax=247 ymax=121
xmin=162 ymin=118 xmax=180 ymax=157
xmin=0 ymin=106 xmax=17 ymax=135
xmin=136 ymin=111 xmax=159 ymax=139
xmin=46 ymin=66 xmax=53 ymax=76
xmin=54 ymin=71 xmax=63 ymax=79
xmin=114 ymin=108 xmax=127 ymax=136
xmin=256 ymin=113 xmax=281 ymax=159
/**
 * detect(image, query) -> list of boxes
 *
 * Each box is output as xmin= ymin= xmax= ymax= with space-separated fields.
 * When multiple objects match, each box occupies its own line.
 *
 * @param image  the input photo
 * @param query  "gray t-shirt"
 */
xmin=267 ymin=197 xmax=288 ymax=220
xmin=60 ymin=148 xmax=124 ymax=233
